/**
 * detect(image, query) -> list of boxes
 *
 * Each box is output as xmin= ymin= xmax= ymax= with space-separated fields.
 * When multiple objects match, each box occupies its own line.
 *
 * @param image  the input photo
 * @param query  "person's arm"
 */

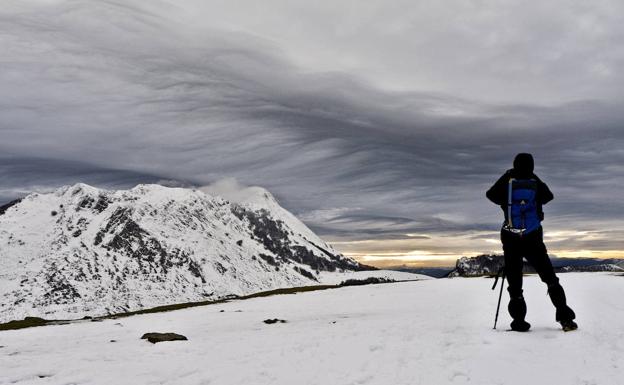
xmin=534 ymin=175 xmax=554 ymax=204
xmin=486 ymin=170 xmax=511 ymax=206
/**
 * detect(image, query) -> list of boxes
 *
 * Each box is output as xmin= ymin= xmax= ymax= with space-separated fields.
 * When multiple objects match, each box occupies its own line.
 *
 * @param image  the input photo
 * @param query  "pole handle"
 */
xmin=491 ymin=266 xmax=504 ymax=290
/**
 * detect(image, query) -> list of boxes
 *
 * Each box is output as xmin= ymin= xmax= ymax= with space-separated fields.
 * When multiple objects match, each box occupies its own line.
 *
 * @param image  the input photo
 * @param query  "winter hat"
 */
xmin=513 ymin=153 xmax=534 ymax=177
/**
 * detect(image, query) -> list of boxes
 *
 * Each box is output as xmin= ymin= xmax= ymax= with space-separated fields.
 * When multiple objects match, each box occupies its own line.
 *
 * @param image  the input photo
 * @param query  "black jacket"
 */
xmin=486 ymin=169 xmax=554 ymax=221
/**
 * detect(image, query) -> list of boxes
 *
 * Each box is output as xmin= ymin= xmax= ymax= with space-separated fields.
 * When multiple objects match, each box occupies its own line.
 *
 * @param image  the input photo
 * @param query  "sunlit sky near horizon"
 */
xmin=2 ymin=0 xmax=624 ymax=267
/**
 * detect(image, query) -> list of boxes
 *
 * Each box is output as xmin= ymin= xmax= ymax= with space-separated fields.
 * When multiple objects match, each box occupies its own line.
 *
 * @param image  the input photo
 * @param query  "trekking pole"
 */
xmin=492 ymin=266 xmax=506 ymax=330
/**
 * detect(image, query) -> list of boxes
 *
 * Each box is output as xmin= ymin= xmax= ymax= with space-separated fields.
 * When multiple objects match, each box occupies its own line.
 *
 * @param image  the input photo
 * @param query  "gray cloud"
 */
xmin=1 ymin=1 xmax=623 ymax=262
xmin=179 ymin=0 xmax=624 ymax=104
xmin=0 ymin=156 xmax=178 ymax=203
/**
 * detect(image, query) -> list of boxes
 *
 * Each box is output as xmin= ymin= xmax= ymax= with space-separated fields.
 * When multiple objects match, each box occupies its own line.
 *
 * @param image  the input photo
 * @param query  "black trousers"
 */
xmin=501 ymin=227 xmax=575 ymax=322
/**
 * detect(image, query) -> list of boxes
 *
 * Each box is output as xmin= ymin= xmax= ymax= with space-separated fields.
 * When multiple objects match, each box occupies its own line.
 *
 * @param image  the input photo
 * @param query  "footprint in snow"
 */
xmin=449 ymin=371 xmax=470 ymax=383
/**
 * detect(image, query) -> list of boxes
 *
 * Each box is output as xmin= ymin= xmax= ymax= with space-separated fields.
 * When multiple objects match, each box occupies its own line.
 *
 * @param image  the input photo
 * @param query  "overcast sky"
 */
xmin=2 ymin=0 xmax=623 ymax=266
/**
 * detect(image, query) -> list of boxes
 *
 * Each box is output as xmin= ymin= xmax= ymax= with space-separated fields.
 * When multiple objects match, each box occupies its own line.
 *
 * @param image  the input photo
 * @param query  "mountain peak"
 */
xmin=63 ymin=182 xmax=102 ymax=195
xmin=198 ymin=178 xmax=279 ymax=207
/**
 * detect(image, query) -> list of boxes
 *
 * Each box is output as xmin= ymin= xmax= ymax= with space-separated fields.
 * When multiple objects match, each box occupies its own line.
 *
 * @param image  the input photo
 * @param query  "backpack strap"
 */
xmin=507 ymin=178 xmax=514 ymax=228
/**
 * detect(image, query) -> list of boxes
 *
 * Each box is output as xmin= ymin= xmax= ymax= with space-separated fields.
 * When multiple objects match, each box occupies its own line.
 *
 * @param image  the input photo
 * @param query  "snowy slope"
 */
xmin=0 ymin=273 xmax=621 ymax=385
xmin=0 ymin=183 xmax=394 ymax=322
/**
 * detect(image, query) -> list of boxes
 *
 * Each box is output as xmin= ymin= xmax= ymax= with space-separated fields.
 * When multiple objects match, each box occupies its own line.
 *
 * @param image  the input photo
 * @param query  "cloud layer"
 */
xmin=1 ymin=0 xmax=623 ymax=264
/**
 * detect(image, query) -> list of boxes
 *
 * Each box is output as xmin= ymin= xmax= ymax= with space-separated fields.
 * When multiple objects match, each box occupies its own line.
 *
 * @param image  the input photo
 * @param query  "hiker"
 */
xmin=486 ymin=153 xmax=577 ymax=332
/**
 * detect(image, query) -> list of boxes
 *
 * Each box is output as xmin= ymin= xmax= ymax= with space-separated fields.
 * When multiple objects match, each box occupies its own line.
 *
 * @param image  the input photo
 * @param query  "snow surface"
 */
xmin=1 ymin=273 xmax=621 ymax=385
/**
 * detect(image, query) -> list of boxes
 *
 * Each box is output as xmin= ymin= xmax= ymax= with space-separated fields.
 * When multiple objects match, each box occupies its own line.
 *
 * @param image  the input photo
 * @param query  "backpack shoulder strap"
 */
xmin=507 ymin=178 xmax=514 ymax=228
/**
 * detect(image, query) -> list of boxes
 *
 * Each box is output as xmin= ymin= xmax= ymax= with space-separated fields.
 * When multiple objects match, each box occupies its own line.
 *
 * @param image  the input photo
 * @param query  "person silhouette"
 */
xmin=486 ymin=153 xmax=577 ymax=332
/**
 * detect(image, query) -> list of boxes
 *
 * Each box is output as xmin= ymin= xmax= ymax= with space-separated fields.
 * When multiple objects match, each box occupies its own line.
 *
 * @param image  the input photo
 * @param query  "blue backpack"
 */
xmin=504 ymin=178 xmax=541 ymax=235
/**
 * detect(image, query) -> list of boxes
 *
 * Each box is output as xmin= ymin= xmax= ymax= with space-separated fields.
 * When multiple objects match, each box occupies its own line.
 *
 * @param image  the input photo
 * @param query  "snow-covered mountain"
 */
xmin=448 ymin=254 xmax=624 ymax=277
xmin=448 ymin=255 xmax=504 ymax=277
xmin=0 ymin=183 xmax=374 ymax=322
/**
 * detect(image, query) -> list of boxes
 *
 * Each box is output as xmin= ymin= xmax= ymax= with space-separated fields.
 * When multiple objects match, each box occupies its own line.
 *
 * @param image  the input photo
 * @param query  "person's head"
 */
xmin=513 ymin=153 xmax=534 ymax=177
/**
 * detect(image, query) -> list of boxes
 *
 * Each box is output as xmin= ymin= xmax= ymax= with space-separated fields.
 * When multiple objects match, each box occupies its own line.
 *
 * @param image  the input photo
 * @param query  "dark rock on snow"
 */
xmin=263 ymin=318 xmax=287 ymax=324
xmin=141 ymin=332 xmax=188 ymax=344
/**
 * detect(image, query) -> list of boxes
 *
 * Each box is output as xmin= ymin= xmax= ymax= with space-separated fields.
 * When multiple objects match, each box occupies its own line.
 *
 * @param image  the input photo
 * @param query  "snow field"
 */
xmin=0 ymin=273 xmax=622 ymax=385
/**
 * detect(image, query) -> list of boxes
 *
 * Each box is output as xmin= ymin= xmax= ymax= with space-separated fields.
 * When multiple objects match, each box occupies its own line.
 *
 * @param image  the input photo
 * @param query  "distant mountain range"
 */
xmin=0 ymin=183 xmax=374 ymax=322
xmin=392 ymin=267 xmax=455 ymax=279
xmin=447 ymin=254 xmax=624 ymax=277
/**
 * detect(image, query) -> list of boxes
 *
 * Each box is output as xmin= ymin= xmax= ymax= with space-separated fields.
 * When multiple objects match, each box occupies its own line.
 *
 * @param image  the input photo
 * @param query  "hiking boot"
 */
xmin=560 ymin=319 xmax=578 ymax=332
xmin=510 ymin=319 xmax=531 ymax=332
